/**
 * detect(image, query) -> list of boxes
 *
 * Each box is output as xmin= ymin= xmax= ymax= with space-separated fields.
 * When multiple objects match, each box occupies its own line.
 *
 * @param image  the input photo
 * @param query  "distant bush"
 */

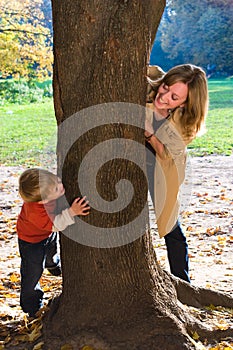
xmin=0 ymin=79 xmax=53 ymax=105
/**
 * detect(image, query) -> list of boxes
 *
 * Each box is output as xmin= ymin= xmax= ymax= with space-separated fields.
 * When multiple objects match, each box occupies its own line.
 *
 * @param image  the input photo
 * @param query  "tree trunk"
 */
xmin=44 ymin=1 xmax=233 ymax=349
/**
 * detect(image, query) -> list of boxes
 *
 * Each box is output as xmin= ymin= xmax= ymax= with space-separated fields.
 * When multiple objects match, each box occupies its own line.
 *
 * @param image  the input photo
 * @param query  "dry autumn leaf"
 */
xmin=206 ymin=226 xmax=222 ymax=236
xmin=61 ymin=344 xmax=73 ymax=350
xmin=209 ymin=345 xmax=233 ymax=350
xmin=2 ymin=293 xmax=17 ymax=298
xmin=33 ymin=341 xmax=44 ymax=350
xmin=0 ymin=157 xmax=233 ymax=349
xmin=214 ymin=319 xmax=230 ymax=331
xmin=18 ymin=323 xmax=42 ymax=342
xmin=192 ymin=331 xmax=200 ymax=340
xmin=9 ymin=273 xmax=20 ymax=283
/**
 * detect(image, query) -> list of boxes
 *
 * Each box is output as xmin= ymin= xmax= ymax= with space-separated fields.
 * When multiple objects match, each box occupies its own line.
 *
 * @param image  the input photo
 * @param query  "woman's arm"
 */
xmin=145 ymin=133 xmax=165 ymax=159
xmin=145 ymin=119 xmax=165 ymax=158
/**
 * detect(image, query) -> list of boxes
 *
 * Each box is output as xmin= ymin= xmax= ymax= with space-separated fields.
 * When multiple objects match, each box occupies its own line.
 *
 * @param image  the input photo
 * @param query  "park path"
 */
xmin=0 ymin=155 xmax=233 ymax=350
xmin=0 ymin=154 xmax=233 ymax=310
xmin=150 ymin=155 xmax=233 ymax=296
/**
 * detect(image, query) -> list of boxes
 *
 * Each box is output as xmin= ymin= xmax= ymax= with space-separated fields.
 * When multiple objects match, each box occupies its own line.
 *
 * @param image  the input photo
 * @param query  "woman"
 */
xmin=145 ymin=64 xmax=208 ymax=282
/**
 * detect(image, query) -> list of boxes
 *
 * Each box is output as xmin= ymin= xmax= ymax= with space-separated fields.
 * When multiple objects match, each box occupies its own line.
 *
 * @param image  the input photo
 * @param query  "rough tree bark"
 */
xmin=45 ymin=1 xmax=233 ymax=349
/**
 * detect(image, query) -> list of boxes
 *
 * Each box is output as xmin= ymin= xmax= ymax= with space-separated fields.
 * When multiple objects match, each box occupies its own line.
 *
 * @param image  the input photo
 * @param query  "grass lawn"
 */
xmin=188 ymin=78 xmax=233 ymax=156
xmin=0 ymin=100 xmax=57 ymax=166
xmin=0 ymin=78 xmax=232 ymax=166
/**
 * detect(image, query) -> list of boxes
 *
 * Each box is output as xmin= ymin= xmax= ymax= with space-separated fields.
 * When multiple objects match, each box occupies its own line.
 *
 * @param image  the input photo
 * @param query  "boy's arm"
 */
xmin=53 ymin=208 xmax=75 ymax=231
xmin=53 ymin=197 xmax=90 ymax=232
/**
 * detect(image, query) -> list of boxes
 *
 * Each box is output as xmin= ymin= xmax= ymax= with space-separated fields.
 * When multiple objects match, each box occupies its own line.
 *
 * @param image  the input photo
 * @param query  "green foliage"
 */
xmin=0 ymin=0 xmax=53 ymax=79
xmin=152 ymin=0 xmax=233 ymax=74
xmin=0 ymin=79 xmax=52 ymax=105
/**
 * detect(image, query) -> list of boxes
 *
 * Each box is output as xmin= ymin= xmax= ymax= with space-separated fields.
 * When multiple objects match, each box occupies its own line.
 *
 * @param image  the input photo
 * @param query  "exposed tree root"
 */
xmin=43 ymin=305 xmax=198 ymax=350
xmin=41 ymin=268 xmax=233 ymax=350
xmin=153 ymin=270 xmax=233 ymax=347
xmin=184 ymin=309 xmax=233 ymax=343
xmin=198 ymin=327 xmax=233 ymax=342
xmin=167 ymin=270 xmax=233 ymax=309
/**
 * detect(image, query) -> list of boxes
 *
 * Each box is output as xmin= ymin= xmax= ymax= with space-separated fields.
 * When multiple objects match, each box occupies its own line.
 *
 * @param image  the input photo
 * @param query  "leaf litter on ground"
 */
xmin=0 ymin=155 xmax=233 ymax=349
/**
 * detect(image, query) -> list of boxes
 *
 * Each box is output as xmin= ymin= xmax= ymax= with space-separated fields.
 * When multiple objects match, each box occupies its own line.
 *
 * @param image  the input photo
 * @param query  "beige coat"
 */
xmin=146 ymin=66 xmax=193 ymax=237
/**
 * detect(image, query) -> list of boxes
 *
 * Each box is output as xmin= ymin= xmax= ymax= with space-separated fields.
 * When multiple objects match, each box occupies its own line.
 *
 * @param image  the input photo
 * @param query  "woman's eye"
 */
xmin=163 ymin=84 xmax=169 ymax=90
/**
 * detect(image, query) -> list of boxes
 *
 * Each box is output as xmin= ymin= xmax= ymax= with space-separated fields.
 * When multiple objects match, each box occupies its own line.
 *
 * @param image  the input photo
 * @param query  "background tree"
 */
xmin=0 ymin=0 xmax=52 ymax=79
xmin=40 ymin=0 xmax=53 ymax=35
xmin=151 ymin=0 xmax=233 ymax=74
xmin=44 ymin=1 xmax=233 ymax=349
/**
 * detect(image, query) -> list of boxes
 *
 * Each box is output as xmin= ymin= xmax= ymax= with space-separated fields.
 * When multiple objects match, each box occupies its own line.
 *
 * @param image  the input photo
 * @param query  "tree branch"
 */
xmin=0 ymin=28 xmax=50 ymax=37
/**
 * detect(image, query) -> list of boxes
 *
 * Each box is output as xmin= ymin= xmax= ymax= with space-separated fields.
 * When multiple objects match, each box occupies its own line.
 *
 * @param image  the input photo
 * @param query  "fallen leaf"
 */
xmin=214 ymin=319 xmax=230 ymax=331
xmin=2 ymin=293 xmax=17 ymax=298
xmin=10 ymin=273 xmax=20 ymax=283
xmin=61 ymin=344 xmax=73 ymax=350
xmin=192 ymin=331 xmax=200 ymax=340
xmin=33 ymin=341 xmax=44 ymax=350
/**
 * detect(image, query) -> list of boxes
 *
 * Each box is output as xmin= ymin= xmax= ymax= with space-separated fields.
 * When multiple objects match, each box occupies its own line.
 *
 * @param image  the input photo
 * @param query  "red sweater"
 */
xmin=17 ymin=201 xmax=56 ymax=243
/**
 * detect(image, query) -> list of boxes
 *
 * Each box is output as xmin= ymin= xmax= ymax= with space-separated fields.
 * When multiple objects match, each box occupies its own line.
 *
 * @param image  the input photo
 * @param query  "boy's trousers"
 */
xmin=18 ymin=232 xmax=59 ymax=317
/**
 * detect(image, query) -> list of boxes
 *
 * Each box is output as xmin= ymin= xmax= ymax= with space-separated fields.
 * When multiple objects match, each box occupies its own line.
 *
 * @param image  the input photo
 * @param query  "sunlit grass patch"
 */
xmin=188 ymin=79 xmax=233 ymax=156
xmin=0 ymin=78 xmax=232 ymax=165
xmin=0 ymin=101 xmax=56 ymax=166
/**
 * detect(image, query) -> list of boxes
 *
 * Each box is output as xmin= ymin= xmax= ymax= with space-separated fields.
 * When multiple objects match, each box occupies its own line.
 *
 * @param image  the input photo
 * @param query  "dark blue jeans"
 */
xmin=164 ymin=223 xmax=190 ymax=282
xmin=146 ymin=152 xmax=190 ymax=282
xmin=18 ymin=232 xmax=60 ymax=316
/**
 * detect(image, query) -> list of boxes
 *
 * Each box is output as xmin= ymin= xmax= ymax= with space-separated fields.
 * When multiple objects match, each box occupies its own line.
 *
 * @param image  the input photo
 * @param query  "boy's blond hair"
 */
xmin=19 ymin=168 xmax=58 ymax=202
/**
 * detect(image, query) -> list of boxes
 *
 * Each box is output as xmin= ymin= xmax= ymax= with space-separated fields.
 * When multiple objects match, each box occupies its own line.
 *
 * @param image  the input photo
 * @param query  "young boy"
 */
xmin=16 ymin=168 xmax=90 ymax=318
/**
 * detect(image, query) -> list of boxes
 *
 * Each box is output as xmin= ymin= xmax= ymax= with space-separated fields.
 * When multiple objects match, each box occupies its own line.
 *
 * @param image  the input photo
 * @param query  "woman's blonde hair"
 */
xmin=147 ymin=64 xmax=209 ymax=138
xmin=19 ymin=168 xmax=58 ymax=202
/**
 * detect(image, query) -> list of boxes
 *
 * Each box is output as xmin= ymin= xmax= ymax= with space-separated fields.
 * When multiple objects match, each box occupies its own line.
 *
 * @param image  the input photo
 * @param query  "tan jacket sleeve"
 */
xmin=155 ymin=118 xmax=187 ymax=162
xmin=154 ymin=116 xmax=191 ymax=237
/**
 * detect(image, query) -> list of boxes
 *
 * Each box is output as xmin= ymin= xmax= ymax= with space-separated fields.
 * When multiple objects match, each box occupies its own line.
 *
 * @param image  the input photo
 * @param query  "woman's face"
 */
xmin=154 ymin=81 xmax=188 ymax=114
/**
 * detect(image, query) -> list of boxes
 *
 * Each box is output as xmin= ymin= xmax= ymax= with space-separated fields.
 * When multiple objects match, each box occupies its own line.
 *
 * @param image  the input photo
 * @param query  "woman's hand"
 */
xmin=145 ymin=120 xmax=154 ymax=136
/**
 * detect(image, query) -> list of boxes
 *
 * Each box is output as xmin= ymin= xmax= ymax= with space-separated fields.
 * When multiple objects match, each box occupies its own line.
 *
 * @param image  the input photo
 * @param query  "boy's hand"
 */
xmin=68 ymin=197 xmax=90 ymax=217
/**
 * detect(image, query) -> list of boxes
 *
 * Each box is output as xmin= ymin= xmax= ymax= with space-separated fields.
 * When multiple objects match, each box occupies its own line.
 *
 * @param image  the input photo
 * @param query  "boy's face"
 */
xmin=42 ymin=177 xmax=65 ymax=202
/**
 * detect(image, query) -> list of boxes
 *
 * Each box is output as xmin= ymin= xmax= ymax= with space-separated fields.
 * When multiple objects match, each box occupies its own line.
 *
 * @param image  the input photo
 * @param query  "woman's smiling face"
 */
xmin=154 ymin=81 xmax=188 ymax=114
